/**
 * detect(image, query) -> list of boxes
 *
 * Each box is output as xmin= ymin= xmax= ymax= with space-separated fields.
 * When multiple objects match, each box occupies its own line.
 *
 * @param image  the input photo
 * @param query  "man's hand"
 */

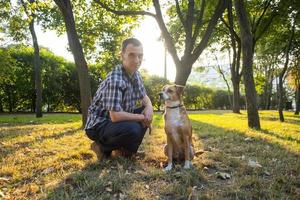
xmin=141 ymin=94 xmax=153 ymax=128
xmin=142 ymin=105 xmax=153 ymax=126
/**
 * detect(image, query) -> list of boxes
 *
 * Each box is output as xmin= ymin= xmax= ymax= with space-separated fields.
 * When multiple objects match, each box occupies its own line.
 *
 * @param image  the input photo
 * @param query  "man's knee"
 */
xmin=127 ymin=122 xmax=143 ymax=140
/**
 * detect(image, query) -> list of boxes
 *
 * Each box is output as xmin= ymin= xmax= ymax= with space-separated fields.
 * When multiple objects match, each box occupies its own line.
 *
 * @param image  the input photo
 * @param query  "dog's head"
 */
xmin=159 ymin=85 xmax=185 ymax=103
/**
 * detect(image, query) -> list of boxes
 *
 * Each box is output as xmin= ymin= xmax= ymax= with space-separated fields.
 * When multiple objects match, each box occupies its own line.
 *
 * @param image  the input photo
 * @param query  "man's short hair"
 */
xmin=122 ymin=38 xmax=142 ymax=52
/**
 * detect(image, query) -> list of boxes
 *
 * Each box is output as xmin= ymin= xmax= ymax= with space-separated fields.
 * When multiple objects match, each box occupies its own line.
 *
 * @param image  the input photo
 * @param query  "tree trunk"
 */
xmin=278 ymin=23 xmax=295 ymax=122
xmin=234 ymin=0 xmax=260 ymax=129
xmin=29 ymin=18 xmax=42 ymax=117
xmin=54 ymin=0 xmax=91 ymax=127
xmin=226 ymin=0 xmax=241 ymax=113
xmin=175 ymin=61 xmax=192 ymax=85
xmin=295 ymin=84 xmax=300 ymax=115
xmin=266 ymin=75 xmax=273 ymax=110
xmin=232 ymin=80 xmax=240 ymax=113
xmin=278 ymin=77 xmax=285 ymax=121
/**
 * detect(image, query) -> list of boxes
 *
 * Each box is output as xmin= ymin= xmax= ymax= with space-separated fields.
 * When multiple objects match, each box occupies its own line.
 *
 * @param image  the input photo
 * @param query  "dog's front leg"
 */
xmin=165 ymin=136 xmax=173 ymax=171
xmin=183 ymin=134 xmax=192 ymax=169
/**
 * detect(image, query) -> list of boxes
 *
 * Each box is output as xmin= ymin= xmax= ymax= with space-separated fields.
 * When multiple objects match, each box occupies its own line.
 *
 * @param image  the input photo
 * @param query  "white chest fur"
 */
xmin=165 ymin=107 xmax=184 ymax=127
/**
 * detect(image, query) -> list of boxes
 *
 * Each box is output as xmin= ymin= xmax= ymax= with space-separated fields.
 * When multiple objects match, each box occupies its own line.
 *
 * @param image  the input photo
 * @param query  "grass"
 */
xmin=0 ymin=111 xmax=299 ymax=199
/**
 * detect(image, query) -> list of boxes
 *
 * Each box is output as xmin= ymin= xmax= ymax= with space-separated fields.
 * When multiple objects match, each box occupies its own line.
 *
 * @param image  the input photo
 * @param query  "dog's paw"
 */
xmin=183 ymin=160 xmax=192 ymax=169
xmin=164 ymin=164 xmax=173 ymax=171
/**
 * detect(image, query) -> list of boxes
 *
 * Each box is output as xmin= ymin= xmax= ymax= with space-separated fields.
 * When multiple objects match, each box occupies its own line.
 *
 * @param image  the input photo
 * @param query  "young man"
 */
xmin=85 ymin=38 xmax=153 ymax=160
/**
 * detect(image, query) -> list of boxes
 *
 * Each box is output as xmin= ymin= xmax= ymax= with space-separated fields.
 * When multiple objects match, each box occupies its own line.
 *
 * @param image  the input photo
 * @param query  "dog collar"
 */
xmin=166 ymin=104 xmax=184 ymax=109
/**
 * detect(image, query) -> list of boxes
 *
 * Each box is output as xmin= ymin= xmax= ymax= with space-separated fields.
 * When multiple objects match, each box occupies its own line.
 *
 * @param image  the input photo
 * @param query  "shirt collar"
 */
xmin=120 ymin=64 xmax=138 ymax=83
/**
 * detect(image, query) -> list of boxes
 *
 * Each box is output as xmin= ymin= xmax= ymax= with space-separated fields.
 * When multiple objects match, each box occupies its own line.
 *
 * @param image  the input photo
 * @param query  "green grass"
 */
xmin=0 ymin=111 xmax=299 ymax=199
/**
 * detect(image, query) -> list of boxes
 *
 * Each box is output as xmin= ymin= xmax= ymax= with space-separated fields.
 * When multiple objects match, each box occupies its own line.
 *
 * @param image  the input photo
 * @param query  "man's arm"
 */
xmin=109 ymin=111 xmax=145 ymax=123
xmin=109 ymin=95 xmax=153 ymax=123
xmin=142 ymin=95 xmax=153 ymax=124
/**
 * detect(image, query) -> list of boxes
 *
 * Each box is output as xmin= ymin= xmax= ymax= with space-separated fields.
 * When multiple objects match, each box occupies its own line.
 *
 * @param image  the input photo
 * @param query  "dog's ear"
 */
xmin=175 ymin=85 xmax=185 ymax=95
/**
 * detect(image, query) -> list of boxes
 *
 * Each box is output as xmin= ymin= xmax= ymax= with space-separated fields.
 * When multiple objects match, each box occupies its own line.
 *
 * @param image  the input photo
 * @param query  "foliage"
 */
xmin=0 ymin=45 xmax=79 ymax=112
xmin=38 ymin=0 xmax=147 ymax=65
xmin=143 ymin=74 xmax=170 ymax=110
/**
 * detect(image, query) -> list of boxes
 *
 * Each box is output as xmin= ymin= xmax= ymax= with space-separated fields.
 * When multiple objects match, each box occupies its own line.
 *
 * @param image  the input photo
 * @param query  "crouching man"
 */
xmin=85 ymin=38 xmax=153 ymax=160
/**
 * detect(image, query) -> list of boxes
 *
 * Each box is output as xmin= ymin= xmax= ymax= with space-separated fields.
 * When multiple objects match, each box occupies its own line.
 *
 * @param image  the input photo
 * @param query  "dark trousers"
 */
xmin=87 ymin=107 xmax=147 ymax=154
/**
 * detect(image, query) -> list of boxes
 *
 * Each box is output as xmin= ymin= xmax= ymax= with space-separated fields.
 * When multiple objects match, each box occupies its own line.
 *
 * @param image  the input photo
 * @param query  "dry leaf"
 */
xmin=134 ymin=170 xmax=147 ymax=175
xmin=42 ymin=167 xmax=55 ymax=174
xmin=248 ymin=160 xmax=262 ymax=168
xmin=124 ymin=170 xmax=131 ymax=175
xmin=216 ymin=172 xmax=231 ymax=180
xmin=244 ymin=137 xmax=254 ymax=142
xmin=0 ymin=177 xmax=10 ymax=182
xmin=105 ymin=187 xmax=112 ymax=192
xmin=195 ymin=150 xmax=205 ymax=157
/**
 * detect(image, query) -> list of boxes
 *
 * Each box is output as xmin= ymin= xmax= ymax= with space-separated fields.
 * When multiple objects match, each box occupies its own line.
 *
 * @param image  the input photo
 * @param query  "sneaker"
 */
xmin=90 ymin=142 xmax=103 ymax=161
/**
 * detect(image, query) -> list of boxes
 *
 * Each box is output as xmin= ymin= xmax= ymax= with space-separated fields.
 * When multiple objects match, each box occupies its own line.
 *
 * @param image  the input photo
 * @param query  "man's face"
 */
xmin=121 ymin=43 xmax=143 ymax=75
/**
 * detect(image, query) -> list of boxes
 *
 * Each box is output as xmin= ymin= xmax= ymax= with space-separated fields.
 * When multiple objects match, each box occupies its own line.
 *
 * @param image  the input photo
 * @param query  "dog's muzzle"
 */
xmin=158 ymin=92 xmax=169 ymax=100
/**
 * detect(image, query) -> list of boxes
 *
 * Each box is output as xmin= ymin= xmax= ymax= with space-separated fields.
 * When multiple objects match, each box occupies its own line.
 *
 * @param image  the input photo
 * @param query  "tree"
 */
xmin=1 ymin=0 xmax=44 ymax=117
xmin=53 ymin=0 xmax=92 ymax=126
xmin=278 ymin=22 xmax=295 ymax=121
xmin=95 ymin=0 xmax=228 ymax=86
xmin=288 ymin=61 xmax=300 ymax=115
xmin=234 ymin=0 xmax=271 ymax=129
xmin=220 ymin=0 xmax=242 ymax=113
xmin=20 ymin=0 xmax=43 ymax=117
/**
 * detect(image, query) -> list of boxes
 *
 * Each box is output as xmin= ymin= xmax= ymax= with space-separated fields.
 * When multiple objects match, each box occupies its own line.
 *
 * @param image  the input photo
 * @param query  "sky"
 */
xmin=35 ymin=16 xmax=177 ymax=81
xmin=34 ymin=15 xmax=229 ymax=89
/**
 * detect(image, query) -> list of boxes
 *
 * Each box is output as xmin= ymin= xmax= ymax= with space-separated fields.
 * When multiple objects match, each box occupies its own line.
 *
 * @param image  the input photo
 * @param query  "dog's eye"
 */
xmin=167 ymin=89 xmax=173 ymax=93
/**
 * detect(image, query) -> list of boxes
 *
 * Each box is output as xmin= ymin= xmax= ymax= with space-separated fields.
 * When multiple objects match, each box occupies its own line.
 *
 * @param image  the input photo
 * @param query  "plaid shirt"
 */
xmin=85 ymin=64 xmax=146 ymax=130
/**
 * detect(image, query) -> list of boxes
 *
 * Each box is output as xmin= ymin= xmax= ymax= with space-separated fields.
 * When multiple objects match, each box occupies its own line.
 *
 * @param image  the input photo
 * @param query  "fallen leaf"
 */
xmin=159 ymin=162 xmax=164 ymax=168
xmin=216 ymin=172 xmax=231 ymax=180
xmin=0 ymin=177 xmax=10 ymax=182
xmin=42 ymin=167 xmax=55 ymax=174
xmin=145 ymin=184 xmax=149 ymax=189
xmin=106 ymin=181 xmax=112 ymax=186
xmin=134 ymin=170 xmax=147 ymax=175
xmin=195 ymin=150 xmax=205 ymax=157
xmin=105 ymin=187 xmax=112 ymax=192
xmin=248 ymin=160 xmax=262 ymax=168
xmin=263 ymin=171 xmax=271 ymax=176
xmin=187 ymin=186 xmax=198 ymax=200
xmin=244 ymin=137 xmax=254 ymax=142
xmin=125 ymin=170 xmax=131 ymax=175
xmin=119 ymin=193 xmax=126 ymax=200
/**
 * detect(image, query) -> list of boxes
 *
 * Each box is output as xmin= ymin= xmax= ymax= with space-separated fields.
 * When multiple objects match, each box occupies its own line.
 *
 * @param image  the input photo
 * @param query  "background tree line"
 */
xmin=0 ymin=45 xmax=246 ymax=112
xmin=2 ymin=44 xmax=296 ymax=113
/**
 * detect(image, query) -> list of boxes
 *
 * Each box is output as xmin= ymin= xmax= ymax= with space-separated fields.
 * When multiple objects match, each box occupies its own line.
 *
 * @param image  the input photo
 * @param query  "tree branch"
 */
xmin=191 ymin=0 xmax=227 ymax=63
xmin=94 ymin=0 xmax=156 ymax=18
xmin=254 ymin=12 xmax=275 ymax=43
xmin=192 ymin=0 xmax=205 ymax=44
xmin=184 ymin=0 xmax=195 ymax=56
xmin=175 ymin=0 xmax=186 ymax=30
xmin=253 ymin=0 xmax=272 ymax=34
xmin=94 ymin=0 xmax=181 ymax=68
xmin=153 ymin=0 xmax=181 ymax=67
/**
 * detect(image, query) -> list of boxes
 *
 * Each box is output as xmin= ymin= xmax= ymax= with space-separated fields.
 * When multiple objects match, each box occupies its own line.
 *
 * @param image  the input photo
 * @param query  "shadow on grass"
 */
xmin=259 ymin=116 xmax=300 ymax=125
xmin=45 ymin=155 xmax=207 ymax=199
xmin=0 ymin=127 xmax=81 ymax=160
xmin=190 ymin=120 xmax=299 ymax=199
xmin=260 ymin=129 xmax=300 ymax=144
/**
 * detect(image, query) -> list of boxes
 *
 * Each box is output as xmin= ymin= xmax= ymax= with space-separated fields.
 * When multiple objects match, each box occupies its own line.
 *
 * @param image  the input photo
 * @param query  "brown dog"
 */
xmin=159 ymin=85 xmax=194 ymax=171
